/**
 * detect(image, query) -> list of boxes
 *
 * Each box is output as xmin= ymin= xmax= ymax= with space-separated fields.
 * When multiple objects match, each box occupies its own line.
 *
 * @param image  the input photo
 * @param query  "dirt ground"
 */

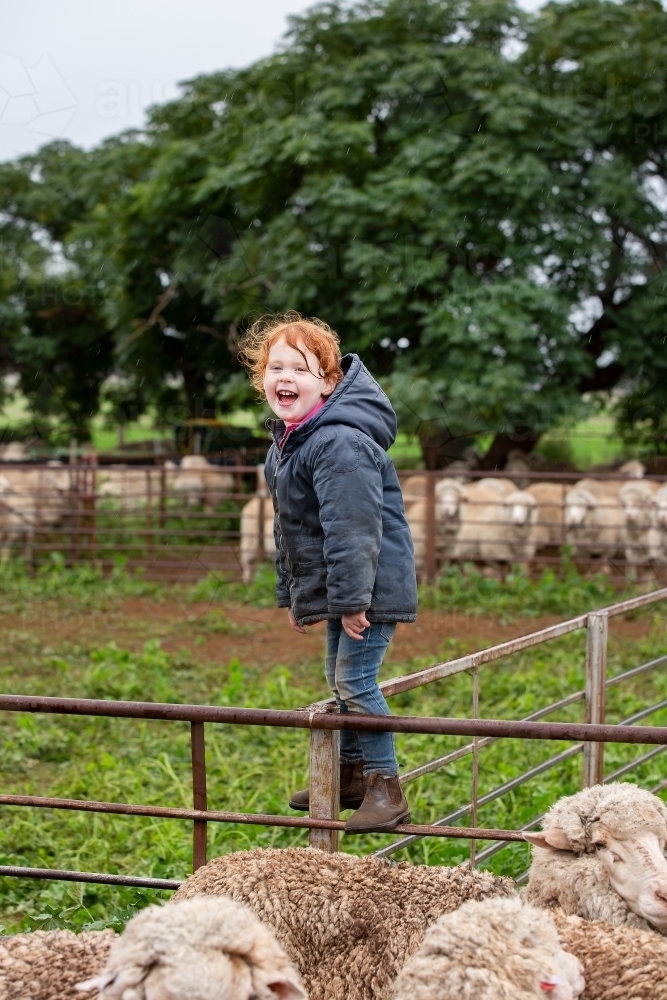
xmin=2 ymin=596 xmax=658 ymax=673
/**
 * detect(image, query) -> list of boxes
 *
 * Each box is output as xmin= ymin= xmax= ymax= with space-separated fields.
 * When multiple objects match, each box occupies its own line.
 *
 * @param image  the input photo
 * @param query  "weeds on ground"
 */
xmin=420 ymin=562 xmax=624 ymax=622
xmin=0 ymin=555 xmax=644 ymax=623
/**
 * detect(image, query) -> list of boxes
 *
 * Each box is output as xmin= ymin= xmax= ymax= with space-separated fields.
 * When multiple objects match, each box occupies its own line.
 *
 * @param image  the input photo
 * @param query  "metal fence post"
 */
xmin=425 ymin=471 xmax=437 ymax=584
xmin=584 ymin=611 xmax=608 ymax=786
xmin=190 ymin=721 xmax=208 ymax=870
xmin=470 ymin=664 xmax=480 ymax=868
xmin=308 ymin=711 xmax=340 ymax=852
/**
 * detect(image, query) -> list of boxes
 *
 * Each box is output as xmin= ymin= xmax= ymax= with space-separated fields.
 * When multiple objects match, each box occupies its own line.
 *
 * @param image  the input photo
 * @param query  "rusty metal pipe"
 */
xmin=1 ymin=695 xmax=666 ymax=744
xmin=0 ymin=865 xmax=181 ymax=890
xmin=0 ymin=794 xmax=527 ymax=842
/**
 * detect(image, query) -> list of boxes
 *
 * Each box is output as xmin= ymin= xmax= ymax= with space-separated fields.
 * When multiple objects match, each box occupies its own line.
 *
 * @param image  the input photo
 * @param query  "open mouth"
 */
xmin=277 ymin=390 xmax=298 ymax=403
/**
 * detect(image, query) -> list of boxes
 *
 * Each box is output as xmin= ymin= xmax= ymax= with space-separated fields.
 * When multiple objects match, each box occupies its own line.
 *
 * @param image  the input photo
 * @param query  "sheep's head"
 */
xmin=525 ymin=783 xmax=667 ymax=930
xmin=435 ymin=479 xmax=466 ymax=523
xmin=505 ymin=490 xmax=538 ymax=530
xmin=76 ymin=895 xmax=306 ymax=1000
xmin=393 ymin=896 xmax=584 ymax=1000
xmin=564 ymin=488 xmax=597 ymax=528
xmin=620 ymin=483 xmax=654 ymax=530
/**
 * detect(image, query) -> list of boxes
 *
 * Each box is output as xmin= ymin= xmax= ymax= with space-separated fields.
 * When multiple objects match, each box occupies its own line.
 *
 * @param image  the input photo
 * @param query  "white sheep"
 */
xmin=75 ymin=895 xmax=305 ymax=1000
xmin=172 ymin=846 xmax=515 ymax=1000
xmin=524 ymin=782 xmax=667 ymax=932
xmin=477 ymin=489 xmax=538 ymax=569
xmin=0 ymin=465 xmax=71 ymax=558
xmin=649 ymin=484 xmax=667 ymax=564
xmin=406 ymin=478 xmax=467 ymax=574
xmin=451 ymin=478 xmax=524 ymax=572
xmin=618 ymin=479 xmax=658 ymax=577
xmin=393 ymin=896 xmax=585 ymax=1000
xmin=564 ymin=479 xmax=624 ymax=565
xmin=97 ymin=466 xmax=164 ymax=512
xmin=171 ymin=456 xmax=234 ymax=512
xmin=239 ymin=495 xmax=276 ymax=583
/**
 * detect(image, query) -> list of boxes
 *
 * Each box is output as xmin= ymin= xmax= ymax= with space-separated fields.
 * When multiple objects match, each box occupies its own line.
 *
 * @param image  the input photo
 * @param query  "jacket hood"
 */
xmin=267 ymin=354 xmax=397 ymax=451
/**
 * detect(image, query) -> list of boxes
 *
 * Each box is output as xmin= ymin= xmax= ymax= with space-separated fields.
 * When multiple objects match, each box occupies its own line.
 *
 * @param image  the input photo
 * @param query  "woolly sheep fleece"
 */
xmin=554 ymin=911 xmax=667 ymax=1000
xmin=392 ymin=896 xmax=584 ymax=1000
xmin=0 ymin=928 xmax=115 ymax=1000
xmin=77 ymin=894 xmax=306 ymax=1000
xmin=173 ymin=846 xmax=515 ymax=1000
xmin=524 ymin=783 xmax=667 ymax=929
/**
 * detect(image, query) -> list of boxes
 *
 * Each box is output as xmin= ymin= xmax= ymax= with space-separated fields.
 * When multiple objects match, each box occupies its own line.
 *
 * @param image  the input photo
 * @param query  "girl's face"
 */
xmin=263 ymin=336 xmax=336 ymax=422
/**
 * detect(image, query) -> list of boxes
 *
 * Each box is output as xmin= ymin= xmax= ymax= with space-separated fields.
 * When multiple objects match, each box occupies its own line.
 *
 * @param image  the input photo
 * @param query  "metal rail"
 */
xmin=0 ymin=567 xmax=666 ymax=883
xmin=1 ymin=694 xmax=667 ymax=743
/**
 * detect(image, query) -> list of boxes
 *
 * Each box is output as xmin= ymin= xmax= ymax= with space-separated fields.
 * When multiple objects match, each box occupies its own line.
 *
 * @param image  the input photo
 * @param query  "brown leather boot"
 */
xmin=289 ymin=761 xmax=365 ymax=811
xmin=344 ymin=774 xmax=410 ymax=832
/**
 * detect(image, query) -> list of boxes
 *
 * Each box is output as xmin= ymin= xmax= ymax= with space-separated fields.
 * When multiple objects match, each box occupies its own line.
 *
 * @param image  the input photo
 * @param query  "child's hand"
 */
xmin=341 ymin=612 xmax=370 ymax=641
xmin=288 ymin=608 xmax=307 ymax=634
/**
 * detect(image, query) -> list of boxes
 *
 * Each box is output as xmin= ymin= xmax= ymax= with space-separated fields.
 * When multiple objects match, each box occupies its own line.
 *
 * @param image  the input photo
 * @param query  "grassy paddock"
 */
xmin=0 ymin=561 xmax=665 ymax=933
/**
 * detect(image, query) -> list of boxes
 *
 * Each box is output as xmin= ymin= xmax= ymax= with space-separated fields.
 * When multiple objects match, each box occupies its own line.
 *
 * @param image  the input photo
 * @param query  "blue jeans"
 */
xmin=325 ymin=619 xmax=398 ymax=777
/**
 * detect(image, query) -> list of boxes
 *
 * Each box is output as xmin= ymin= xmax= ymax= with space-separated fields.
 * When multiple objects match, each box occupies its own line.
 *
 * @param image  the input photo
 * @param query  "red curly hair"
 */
xmin=238 ymin=312 xmax=344 ymax=396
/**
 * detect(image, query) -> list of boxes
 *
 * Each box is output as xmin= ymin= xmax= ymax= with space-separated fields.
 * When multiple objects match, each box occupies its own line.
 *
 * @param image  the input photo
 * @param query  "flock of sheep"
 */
xmin=2 ymin=447 xmax=667 ymax=582
xmin=0 ymin=455 xmax=236 ymax=559
xmin=3 ymin=781 xmax=667 ymax=1000
xmin=239 ymin=459 xmax=667 ymax=582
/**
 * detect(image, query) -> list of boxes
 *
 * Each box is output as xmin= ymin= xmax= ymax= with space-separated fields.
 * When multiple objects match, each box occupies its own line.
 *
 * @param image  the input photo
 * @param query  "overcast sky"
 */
xmin=0 ymin=0 xmax=543 ymax=164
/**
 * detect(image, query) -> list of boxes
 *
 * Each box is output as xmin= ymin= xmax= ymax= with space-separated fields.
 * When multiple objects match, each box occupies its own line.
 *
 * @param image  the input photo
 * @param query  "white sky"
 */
xmin=0 ymin=0 xmax=544 ymax=164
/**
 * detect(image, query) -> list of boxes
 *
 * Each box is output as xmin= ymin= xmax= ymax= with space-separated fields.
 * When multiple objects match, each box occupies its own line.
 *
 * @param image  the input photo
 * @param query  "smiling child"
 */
xmin=239 ymin=313 xmax=417 ymax=832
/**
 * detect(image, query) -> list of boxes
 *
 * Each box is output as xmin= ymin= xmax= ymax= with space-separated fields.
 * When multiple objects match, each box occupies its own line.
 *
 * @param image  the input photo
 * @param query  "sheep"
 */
xmin=393 ymin=896 xmax=585 ymax=1000
xmin=477 ymin=489 xmax=538 ymax=570
xmin=400 ymin=474 xmax=427 ymax=504
xmin=406 ymin=478 xmax=467 ymax=574
xmin=563 ymin=480 xmax=624 ymax=565
xmin=617 ymin=459 xmax=645 ymax=479
xmin=0 ymin=472 xmax=36 ymax=559
xmin=649 ymin=484 xmax=667 ymax=565
xmin=525 ymin=482 xmax=566 ymax=551
xmin=239 ymin=496 xmax=276 ymax=583
xmin=0 ymin=442 xmax=28 ymax=461
xmin=451 ymin=478 xmax=522 ymax=572
xmin=172 ymin=847 xmax=514 ymax=1000
xmin=553 ymin=910 xmax=667 ymax=1000
xmin=0 ymin=465 xmax=71 ymax=558
xmin=0 ymin=927 xmax=115 ymax=1000
xmin=618 ymin=479 xmax=659 ymax=578
xmin=97 ymin=466 xmax=163 ymax=512
xmin=523 ymin=782 xmax=667 ymax=933
xmin=171 ymin=456 xmax=234 ymax=512
xmin=76 ymin=895 xmax=306 ymax=1000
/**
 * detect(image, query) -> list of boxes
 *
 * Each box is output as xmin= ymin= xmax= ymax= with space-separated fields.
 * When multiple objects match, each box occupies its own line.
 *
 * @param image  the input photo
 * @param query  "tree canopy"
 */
xmin=1 ymin=0 xmax=666 ymax=460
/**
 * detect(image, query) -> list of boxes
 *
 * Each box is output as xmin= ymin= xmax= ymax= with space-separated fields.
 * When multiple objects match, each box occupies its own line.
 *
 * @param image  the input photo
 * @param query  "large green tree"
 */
xmin=1 ymin=0 xmax=666 ymax=458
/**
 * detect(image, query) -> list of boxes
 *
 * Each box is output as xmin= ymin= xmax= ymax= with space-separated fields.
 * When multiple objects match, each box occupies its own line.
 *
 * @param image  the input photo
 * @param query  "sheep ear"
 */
xmin=266 ymin=975 xmax=308 ymax=999
xmin=524 ymin=829 xmax=573 ymax=852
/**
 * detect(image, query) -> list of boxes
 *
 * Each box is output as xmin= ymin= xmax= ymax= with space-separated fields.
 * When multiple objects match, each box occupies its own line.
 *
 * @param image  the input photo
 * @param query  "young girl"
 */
xmin=239 ymin=313 xmax=417 ymax=832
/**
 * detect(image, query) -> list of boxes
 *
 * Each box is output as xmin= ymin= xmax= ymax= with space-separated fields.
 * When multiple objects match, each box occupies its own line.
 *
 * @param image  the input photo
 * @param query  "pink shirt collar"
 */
xmin=280 ymin=396 xmax=328 ymax=446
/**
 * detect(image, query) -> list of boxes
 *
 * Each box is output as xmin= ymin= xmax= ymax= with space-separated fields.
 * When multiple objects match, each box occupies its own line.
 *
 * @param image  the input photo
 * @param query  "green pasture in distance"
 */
xmin=0 ymin=562 xmax=664 ymax=934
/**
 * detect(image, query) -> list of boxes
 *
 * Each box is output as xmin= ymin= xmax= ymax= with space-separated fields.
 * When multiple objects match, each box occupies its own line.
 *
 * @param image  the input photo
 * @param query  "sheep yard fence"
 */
xmin=0 ymin=587 xmax=666 ymax=891
xmin=1 ymin=460 xmax=667 ymax=582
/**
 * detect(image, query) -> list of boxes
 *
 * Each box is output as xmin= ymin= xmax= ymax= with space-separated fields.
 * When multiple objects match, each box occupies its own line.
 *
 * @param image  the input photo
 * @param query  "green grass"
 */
xmin=420 ymin=561 xmax=622 ymax=622
xmin=0 ymin=562 xmax=665 ymax=934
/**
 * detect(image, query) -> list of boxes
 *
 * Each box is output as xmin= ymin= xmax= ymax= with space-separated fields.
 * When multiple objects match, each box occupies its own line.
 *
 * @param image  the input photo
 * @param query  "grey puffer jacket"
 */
xmin=264 ymin=354 xmax=418 ymax=627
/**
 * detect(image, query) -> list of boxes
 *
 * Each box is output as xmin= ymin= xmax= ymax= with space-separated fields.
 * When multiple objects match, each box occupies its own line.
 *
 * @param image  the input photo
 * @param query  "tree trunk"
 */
xmin=478 ymin=432 xmax=541 ymax=471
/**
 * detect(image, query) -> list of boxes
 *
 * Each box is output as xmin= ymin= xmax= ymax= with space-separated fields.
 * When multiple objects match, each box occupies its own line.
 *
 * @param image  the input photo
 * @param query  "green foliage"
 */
xmin=421 ymin=561 xmax=620 ymax=621
xmin=2 ymin=0 xmax=667 ymax=455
